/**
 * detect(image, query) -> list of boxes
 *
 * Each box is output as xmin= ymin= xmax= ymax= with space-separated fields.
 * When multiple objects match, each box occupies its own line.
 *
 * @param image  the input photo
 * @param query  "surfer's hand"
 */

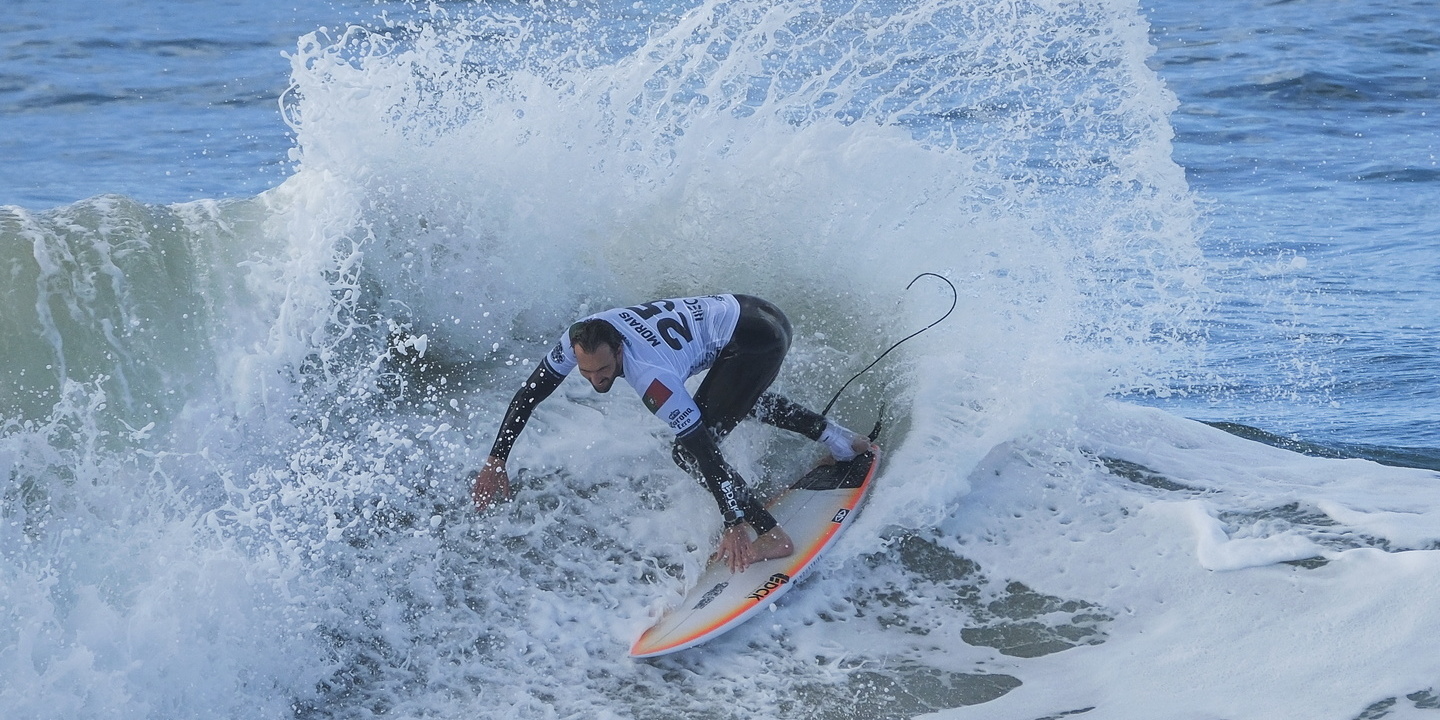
xmin=715 ymin=525 xmax=757 ymax=573
xmin=472 ymin=456 xmax=513 ymax=511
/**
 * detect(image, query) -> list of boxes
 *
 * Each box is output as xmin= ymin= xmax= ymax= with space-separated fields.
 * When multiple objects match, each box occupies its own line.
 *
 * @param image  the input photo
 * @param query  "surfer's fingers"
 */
xmin=471 ymin=465 xmax=512 ymax=511
xmin=715 ymin=528 xmax=753 ymax=572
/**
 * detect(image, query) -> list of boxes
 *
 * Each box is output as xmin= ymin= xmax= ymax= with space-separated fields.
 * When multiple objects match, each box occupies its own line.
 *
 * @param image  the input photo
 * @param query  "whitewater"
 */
xmin=2 ymin=0 xmax=1437 ymax=718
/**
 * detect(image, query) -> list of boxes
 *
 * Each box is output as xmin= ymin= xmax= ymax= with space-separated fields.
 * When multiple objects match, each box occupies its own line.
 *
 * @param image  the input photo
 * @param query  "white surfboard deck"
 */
xmin=630 ymin=448 xmax=881 ymax=658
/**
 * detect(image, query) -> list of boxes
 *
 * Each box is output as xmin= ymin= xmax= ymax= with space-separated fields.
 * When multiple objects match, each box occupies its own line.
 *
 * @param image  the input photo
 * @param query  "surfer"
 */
xmin=471 ymin=294 xmax=872 ymax=572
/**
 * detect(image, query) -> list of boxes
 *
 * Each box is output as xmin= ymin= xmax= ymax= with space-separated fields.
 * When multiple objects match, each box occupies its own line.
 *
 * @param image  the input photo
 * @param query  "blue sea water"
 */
xmin=3 ymin=0 xmax=1439 ymax=718
xmin=2 ymin=0 xmax=338 ymax=206
xmin=1143 ymin=0 xmax=1440 ymax=456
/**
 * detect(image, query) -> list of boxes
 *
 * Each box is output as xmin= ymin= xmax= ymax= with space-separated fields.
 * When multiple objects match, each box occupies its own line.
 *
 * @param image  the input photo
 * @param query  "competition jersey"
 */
xmin=542 ymin=295 xmax=741 ymax=437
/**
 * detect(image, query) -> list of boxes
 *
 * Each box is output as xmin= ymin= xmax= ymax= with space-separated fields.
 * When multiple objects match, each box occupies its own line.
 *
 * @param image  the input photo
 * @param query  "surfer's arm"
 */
xmin=674 ymin=426 xmax=778 ymax=535
xmin=489 ymin=360 xmax=567 ymax=461
xmin=474 ymin=361 xmax=566 ymax=511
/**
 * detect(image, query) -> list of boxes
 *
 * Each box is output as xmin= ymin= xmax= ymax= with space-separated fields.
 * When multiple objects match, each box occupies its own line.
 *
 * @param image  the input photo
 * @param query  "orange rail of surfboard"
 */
xmin=631 ymin=449 xmax=880 ymax=657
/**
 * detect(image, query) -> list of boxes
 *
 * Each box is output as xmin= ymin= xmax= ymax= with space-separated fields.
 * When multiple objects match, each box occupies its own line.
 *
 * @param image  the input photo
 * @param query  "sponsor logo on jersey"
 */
xmin=692 ymin=582 xmax=729 ymax=610
xmin=642 ymin=379 xmax=673 ymax=413
xmin=667 ymin=406 xmax=696 ymax=431
xmin=549 ymin=343 xmax=568 ymax=366
xmin=747 ymin=573 xmax=791 ymax=602
xmin=683 ymin=296 xmax=706 ymax=323
xmin=832 ymin=508 xmax=850 ymax=524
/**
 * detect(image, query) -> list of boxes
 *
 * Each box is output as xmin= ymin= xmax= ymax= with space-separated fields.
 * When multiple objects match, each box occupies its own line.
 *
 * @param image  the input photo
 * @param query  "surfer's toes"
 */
xmin=820 ymin=422 xmax=870 ymax=462
xmin=753 ymin=528 xmax=795 ymax=560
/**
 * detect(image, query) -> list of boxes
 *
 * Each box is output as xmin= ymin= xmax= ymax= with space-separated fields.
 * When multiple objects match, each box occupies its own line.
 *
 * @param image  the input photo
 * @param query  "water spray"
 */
xmin=822 ymin=273 xmax=958 ymax=431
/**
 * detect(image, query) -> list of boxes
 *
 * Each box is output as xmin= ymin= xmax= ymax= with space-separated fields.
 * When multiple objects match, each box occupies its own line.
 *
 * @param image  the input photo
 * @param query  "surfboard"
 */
xmin=630 ymin=447 xmax=881 ymax=658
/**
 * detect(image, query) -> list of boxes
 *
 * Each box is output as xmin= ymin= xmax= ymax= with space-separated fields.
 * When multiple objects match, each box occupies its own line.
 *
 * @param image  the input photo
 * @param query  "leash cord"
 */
xmin=821 ymin=272 xmax=957 ymax=417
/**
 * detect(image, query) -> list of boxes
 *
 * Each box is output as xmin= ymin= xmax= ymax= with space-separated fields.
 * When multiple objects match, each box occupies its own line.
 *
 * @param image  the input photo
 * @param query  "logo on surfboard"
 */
xmin=746 ymin=573 xmax=791 ymax=602
xmin=693 ymin=582 xmax=729 ymax=610
xmin=832 ymin=508 xmax=849 ymax=523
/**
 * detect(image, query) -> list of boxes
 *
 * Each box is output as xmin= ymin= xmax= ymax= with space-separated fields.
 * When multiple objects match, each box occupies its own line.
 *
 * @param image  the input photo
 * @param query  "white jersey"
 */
xmin=542 ymin=295 xmax=742 ymax=436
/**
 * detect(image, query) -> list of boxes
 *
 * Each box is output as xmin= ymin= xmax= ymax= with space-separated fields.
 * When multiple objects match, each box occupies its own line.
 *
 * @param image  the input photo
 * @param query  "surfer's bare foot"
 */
xmin=751 ymin=526 xmax=794 ymax=561
xmin=716 ymin=525 xmax=793 ymax=573
xmin=819 ymin=422 xmax=872 ymax=464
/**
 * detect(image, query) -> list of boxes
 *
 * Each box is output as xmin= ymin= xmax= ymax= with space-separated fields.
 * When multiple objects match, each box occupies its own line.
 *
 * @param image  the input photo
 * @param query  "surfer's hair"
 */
xmin=569 ymin=319 xmax=624 ymax=354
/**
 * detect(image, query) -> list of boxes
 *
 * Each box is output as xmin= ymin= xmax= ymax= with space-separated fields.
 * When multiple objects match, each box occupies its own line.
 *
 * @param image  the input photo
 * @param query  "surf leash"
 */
xmin=821 ymin=272 xmax=958 ymax=417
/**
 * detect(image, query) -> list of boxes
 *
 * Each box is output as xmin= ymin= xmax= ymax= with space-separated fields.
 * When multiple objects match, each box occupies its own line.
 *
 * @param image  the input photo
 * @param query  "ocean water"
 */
xmin=1 ymin=0 xmax=1437 ymax=718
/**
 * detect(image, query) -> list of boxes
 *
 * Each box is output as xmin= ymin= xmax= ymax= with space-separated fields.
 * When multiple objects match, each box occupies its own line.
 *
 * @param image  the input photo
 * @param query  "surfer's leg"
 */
xmin=693 ymin=295 xmax=870 ymax=461
xmin=751 ymin=394 xmax=868 ymax=460
xmin=673 ymin=295 xmax=790 ymax=522
xmin=751 ymin=394 xmax=869 ymax=460
xmin=750 ymin=392 xmax=827 ymax=440
xmin=691 ymin=294 xmax=792 ymax=440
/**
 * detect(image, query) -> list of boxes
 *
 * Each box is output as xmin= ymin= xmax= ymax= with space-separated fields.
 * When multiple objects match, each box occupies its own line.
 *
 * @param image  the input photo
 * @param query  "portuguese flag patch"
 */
xmin=642 ymin=379 xmax=673 ymax=413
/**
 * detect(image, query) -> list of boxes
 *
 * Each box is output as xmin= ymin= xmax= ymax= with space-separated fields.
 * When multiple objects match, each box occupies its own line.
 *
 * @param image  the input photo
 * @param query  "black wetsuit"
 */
xmin=488 ymin=295 xmax=829 ymax=534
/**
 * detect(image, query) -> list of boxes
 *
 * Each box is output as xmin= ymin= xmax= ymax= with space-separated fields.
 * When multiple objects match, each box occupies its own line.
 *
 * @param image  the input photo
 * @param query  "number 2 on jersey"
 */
xmin=627 ymin=301 xmax=693 ymax=351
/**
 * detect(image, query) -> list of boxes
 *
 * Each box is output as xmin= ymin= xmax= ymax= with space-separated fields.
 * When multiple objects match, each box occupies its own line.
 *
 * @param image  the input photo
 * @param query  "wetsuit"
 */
xmin=488 ymin=294 xmax=831 ymax=534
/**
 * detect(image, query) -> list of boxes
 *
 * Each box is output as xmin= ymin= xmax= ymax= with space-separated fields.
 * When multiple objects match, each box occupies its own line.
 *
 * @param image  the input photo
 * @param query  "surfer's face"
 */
xmin=574 ymin=343 xmax=621 ymax=393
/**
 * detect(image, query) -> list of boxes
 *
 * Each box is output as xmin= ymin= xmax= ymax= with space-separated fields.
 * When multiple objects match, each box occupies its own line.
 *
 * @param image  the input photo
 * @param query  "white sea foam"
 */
xmin=922 ymin=403 xmax=1440 ymax=720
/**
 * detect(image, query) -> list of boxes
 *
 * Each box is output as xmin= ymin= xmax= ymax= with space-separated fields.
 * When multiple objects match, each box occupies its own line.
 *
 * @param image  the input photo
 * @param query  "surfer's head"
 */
xmin=570 ymin=319 xmax=624 ymax=393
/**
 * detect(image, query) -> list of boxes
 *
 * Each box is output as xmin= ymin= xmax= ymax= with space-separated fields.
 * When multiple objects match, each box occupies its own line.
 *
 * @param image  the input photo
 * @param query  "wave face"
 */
xmin=23 ymin=0 xmax=1438 ymax=718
